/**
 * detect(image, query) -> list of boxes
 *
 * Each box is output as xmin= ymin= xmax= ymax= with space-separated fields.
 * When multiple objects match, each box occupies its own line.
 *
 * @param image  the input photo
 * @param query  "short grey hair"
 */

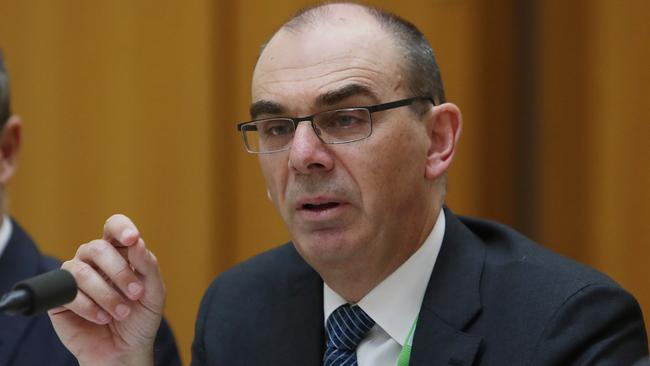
xmin=0 ymin=50 xmax=11 ymax=127
xmin=282 ymin=3 xmax=446 ymax=106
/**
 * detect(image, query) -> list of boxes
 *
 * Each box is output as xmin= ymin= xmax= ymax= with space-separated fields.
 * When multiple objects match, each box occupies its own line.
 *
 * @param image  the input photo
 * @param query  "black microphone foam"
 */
xmin=0 ymin=269 xmax=77 ymax=316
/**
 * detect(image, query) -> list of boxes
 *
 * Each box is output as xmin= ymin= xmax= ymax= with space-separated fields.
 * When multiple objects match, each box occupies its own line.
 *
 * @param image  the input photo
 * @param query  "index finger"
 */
xmin=103 ymin=214 xmax=140 ymax=247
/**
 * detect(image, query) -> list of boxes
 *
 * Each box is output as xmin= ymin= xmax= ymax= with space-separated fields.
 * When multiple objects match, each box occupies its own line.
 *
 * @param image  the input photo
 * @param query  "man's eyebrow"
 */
xmin=249 ymin=100 xmax=286 ymax=120
xmin=248 ymin=84 xmax=377 ymax=120
xmin=315 ymin=84 xmax=378 ymax=107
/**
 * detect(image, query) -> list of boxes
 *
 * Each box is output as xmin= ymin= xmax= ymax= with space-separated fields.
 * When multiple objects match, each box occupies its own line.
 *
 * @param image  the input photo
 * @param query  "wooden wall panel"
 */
xmin=538 ymin=0 xmax=650 ymax=328
xmin=538 ymin=0 xmax=596 ymax=260
xmin=587 ymin=0 xmax=650 ymax=323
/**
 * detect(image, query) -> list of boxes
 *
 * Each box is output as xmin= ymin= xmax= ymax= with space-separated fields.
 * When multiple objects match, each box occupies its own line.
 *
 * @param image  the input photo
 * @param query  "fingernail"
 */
xmin=97 ymin=310 xmax=110 ymax=323
xmin=121 ymin=228 xmax=135 ymax=243
xmin=115 ymin=303 xmax=130 ymax=319
xmin=128 ymin=282 xmax=143 ymax=297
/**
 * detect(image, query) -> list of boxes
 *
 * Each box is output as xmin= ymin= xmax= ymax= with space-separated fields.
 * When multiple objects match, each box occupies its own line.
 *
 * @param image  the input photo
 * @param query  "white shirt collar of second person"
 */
xmin=0 ymin=216 xmax=13 ymax=260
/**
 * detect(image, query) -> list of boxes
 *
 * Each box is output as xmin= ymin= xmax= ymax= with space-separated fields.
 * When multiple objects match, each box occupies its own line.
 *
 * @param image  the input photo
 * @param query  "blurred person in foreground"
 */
xmin=48 ymin=3 xmax=648 ymax=365
xmin=0 ymin=51 xmax=182 ymax=366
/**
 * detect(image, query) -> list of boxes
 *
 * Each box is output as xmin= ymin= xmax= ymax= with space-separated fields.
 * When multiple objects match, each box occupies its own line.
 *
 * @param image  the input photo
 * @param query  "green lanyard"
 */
xmin=396 ymin=315 xmax=418 ymax=366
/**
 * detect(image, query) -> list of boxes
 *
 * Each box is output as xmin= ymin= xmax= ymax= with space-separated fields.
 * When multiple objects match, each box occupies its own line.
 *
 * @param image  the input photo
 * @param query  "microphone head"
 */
xmin=13 ymin=269 xmax=78 ymax=316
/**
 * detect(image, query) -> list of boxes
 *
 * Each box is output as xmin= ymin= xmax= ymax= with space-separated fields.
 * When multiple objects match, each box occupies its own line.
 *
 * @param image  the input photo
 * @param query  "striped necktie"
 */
xmin=323 ymin=304 xmax=375 ymax=366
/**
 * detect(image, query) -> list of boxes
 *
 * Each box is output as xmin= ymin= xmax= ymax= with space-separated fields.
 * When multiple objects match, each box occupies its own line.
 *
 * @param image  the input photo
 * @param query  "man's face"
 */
xmin=251 ymin=12 xmax=438 ymax=276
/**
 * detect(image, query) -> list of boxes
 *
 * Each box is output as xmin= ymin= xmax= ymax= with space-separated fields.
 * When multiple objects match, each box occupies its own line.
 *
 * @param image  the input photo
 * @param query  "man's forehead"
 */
xmin=260 ymin=16 xmax=385 ymax=68
xmin=254 ymin=4 xmax=395 ymax=72
xmin=251 ymin=11 xmax=401 ymax=109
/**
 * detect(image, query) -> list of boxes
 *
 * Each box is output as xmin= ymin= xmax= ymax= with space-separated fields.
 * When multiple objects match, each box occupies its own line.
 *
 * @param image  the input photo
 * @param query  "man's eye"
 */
xmin=323 ymin=110 xmax=368 ymax=128
xmin=335 ymin=115 xmax=359 ymax=127
xmin=262 ymin=123 xmax=292 ymax=137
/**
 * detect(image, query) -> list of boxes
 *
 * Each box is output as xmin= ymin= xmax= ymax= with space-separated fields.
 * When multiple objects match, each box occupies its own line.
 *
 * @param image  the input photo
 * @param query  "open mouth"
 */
xmin=302 ymin=202 xmax=340 ymax=211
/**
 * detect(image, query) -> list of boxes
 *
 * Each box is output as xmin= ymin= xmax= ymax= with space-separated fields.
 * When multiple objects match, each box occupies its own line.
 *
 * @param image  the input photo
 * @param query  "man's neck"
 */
xmin=320 ymin=205 xmax=441 ymax=303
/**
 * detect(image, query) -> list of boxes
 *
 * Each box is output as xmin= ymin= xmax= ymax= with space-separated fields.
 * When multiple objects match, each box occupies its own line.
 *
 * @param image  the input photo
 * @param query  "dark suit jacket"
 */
xmin=0 ymin=220 xmax=182 ymax=366
xmin=191 ymin=208 xmax=648 ymax=365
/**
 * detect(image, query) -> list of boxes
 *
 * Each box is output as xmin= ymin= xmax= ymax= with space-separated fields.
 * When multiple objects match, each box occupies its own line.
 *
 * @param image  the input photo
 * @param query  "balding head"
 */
xmin=258 ymin=3 xmax=445 ymax=107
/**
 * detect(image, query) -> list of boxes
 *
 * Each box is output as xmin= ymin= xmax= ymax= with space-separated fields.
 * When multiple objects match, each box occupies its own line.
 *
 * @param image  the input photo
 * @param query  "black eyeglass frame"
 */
xmin=236 ymin=96 xmax=435 ymax=154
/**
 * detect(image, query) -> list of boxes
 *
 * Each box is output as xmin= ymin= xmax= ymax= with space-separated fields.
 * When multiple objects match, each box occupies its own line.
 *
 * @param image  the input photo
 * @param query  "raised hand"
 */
xmin=49 ymin=214 xmax=165 ymax=366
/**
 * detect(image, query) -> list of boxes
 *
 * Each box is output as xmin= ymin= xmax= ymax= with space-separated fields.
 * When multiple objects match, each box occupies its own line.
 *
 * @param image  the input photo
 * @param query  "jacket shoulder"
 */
xmin=454 ymin=214 xmax=648 ymax=364
xmin=458 ymin=215 xmax=619 ymax=289
xmin=191 ymin=243 xmax=320 ymax=366
xmin=212 ymin=243 xmax=307 ymax=290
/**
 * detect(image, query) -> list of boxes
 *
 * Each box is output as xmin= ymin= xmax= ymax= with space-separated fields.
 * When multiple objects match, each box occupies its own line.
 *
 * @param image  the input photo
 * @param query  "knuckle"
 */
xmin=75 ymin=243 xmax=88 ymax=257
xmin=113 ymin=264 xmax=134 ymax=282
xmin=76 ymin=296 xmax=98 ymax=315
xmin=71 ymin=262 xmax=94 ymax=282
xmin=60 ymin=259 xmax=74 ymax=270
xmin=87 ymin=239 xmax=110 ymax=256
xmin=98 ymin=286 xmax=119 ymax=305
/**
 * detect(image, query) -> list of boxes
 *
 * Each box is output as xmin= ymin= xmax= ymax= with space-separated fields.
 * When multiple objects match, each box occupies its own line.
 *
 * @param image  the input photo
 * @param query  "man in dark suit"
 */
xmin=49 ymin=3 xmax=648 ymax=365
xmin=190 ymin=208 xmax=648 ymax=365
xmin=0 ymin=52 xmax=182 ymax=365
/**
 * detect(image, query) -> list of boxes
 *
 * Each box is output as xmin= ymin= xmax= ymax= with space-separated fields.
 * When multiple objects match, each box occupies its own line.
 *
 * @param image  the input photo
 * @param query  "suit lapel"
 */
xmin=409 ymin=312 xmax=483 ymax=366
xmin=0 ymin=221 xmax=42 ymax=365
xmin=268 ymin=245 xmax=324 ymax=366
xmin=286 ymin=269 xmax=324 ymax=365
xmin=410 ymin=208 xmax=485 ymax=365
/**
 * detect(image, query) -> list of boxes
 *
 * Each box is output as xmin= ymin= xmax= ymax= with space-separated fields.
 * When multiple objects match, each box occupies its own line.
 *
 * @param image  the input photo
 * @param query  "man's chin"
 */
xmin=292 ymin=232 xmax=360 ymax=266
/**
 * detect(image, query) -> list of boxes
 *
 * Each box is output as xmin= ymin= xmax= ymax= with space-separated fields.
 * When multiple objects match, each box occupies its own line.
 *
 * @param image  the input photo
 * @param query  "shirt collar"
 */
xmin=324 ymin=209 xmax=445 ymax=346
xmin=0 ymin=216 xmax=13 ymax=260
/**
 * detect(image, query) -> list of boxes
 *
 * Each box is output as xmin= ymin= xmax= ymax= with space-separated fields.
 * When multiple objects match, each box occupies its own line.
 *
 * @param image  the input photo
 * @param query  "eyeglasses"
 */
xmin=236 ymin=96 xmax=434 ymax=154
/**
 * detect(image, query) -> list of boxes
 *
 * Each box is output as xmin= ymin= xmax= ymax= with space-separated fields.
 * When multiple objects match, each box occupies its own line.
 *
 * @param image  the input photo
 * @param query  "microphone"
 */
xmin=0 ymin=269 xmax=77 ymax=316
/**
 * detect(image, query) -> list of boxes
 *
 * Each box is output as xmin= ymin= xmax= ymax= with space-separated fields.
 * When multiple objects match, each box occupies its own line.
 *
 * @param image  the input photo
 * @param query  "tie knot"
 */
xmin=325 ymin=304 xmax=375 ymax=351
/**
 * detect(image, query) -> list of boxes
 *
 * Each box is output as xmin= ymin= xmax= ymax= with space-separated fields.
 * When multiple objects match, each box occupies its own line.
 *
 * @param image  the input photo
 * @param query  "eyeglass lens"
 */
xmin=242 ymin=108 xmax=372 ymax=152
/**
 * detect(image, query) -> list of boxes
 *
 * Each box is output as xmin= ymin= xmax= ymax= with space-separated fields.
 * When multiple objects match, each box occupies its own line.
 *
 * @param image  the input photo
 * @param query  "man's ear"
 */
xmin=0 ymin=115 xmax=22 ymax=184
xmin=424 ymin=103 xmax=462 ymax=180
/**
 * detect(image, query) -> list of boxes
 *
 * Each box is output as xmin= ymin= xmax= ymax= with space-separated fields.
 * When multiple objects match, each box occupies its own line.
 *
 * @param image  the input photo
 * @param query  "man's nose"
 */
xmin=287 ymin=122 xmax=335 ymax=174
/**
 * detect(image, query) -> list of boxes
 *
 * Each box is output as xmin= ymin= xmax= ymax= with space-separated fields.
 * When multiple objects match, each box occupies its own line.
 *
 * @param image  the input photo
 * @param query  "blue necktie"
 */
xmin=323 ymin=304 xmax=375 ymax=366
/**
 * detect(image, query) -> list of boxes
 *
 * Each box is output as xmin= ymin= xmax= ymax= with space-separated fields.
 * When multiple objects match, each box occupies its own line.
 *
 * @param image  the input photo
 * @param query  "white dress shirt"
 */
xmin=0 ymin=216 xmax=13 ymax=260
xmin=324 ymin=209 xmax=445 ymax=366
